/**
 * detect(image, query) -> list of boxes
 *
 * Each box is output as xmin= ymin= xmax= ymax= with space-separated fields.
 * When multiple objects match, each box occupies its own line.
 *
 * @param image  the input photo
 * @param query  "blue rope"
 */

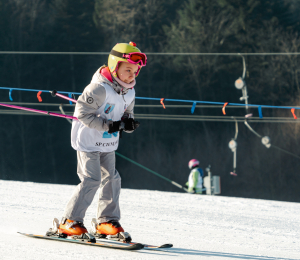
xmin=1 ymin=86 xmax=300 ymax=112
xmin=9 ymin=89 xmax=13 ymax=101
xmin=68 ymin=93 xmax=73 ymax=105
xmin=191 ymin=102 xmax=197 ymax=114
xmin=136 ymin=96 xmax=300 ymax=110
xmin=258 ymin=106 xmax=263 ymax=118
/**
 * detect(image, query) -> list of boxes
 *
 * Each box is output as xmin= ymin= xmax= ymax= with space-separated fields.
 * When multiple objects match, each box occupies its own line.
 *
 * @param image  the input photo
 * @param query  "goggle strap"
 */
xmin=110 ymin=50 xmax=146 ymax=67
xmin=110 ymin=50 xmax=145 ymax=60
xmin=110 ymin=49 xmax=124 ymax=59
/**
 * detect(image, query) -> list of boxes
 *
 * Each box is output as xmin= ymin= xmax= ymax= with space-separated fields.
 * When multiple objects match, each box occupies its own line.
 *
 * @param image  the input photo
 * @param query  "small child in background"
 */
xmin=186 ymin=159 xmax=204 ymax=194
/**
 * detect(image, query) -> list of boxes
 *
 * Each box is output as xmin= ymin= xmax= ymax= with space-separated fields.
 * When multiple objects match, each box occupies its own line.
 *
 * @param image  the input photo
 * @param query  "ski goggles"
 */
xmin=110 ymin=50 xmax=147 ymax=66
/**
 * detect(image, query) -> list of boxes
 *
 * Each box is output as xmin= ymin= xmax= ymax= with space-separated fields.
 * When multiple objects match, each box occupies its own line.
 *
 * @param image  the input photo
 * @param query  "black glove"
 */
xmin=123 ymin=118 xmax=140 ymax=132
xmin=108 ymin=121 xmax=121 ymax=134
xmin=108 ymin=118 xmax=140 ymax=134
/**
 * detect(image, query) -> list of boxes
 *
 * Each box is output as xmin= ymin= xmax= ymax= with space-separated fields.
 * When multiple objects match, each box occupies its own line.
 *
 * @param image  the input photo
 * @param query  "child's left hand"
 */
xmin=123 ymin=118 xmax=140 ymax=132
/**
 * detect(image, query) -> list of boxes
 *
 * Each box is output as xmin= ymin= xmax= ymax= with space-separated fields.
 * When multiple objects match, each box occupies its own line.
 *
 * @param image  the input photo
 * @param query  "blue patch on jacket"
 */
xmin=104 ymin=103 xmax=115 ymax=114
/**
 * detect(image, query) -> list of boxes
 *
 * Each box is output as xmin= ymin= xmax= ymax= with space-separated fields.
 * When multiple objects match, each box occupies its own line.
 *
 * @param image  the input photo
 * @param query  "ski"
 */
xmin=96 ymin=238 xmax=173 ymax=249
xmin=141 ymin=243 xmax=173 ymax=249
xmin=18 ymin=232 xmax=144 ymax=251
xmin=90 ymin=218 xmax=172 ymax=250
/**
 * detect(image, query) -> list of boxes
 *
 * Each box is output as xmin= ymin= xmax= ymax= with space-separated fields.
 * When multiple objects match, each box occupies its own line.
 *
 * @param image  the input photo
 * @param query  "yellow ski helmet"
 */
xmin=108 ymin=42 xmax=147 ymax=77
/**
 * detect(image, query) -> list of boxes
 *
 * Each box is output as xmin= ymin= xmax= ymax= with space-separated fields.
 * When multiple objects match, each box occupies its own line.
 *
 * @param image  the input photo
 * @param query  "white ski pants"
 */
xmin=63 ymin=151 xmax=121 ymax=223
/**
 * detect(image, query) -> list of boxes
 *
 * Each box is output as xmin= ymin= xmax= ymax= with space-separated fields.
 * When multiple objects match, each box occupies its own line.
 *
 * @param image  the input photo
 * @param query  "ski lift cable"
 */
xmin=244 ymin=121 xmax=262 ymax=138
xmin=1 ymin=87 xmax=300 ymax=113
xmin=229 ymin=117 xmax=239 ymax=174
xmin=2 ymin=51 xmax=300 ymax=56
xmin=244 ymin=120 xmax=300 ymax=159
xmin=134 ymin=114 xmax=298 ymax=120
xmin=239 ymin=54 xmax=246 ymax=79
xmin=2 ymin=101 xmax=300 ymax=110
xmin=115 ymin=152 xmax=188 ymax=192
xmin=0 ymin=90 xmax=298 ymax=123
xmin=0 ymin=109 xmax=299 ymax=123
xmin=271 ymin=145 xmax=300 ymax=159
xmin=232 ymin=117 xmax=239 ymax=140
xmin=59 ymin=104 xmax=72 ymax=124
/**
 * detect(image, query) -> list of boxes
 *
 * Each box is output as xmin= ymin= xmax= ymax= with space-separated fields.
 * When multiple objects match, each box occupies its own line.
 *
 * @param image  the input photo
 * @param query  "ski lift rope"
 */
xmin=0 ymin=87 xmax=299 ymax=119
xmin=2 ymin=51 xmax=300 ymax=56
xmin=0 ymin=109 xmax=298 ymax=123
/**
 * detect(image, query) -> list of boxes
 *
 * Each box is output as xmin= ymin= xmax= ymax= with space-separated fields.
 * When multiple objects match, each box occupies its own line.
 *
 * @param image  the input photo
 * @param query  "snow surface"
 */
xmin=0 ymin=180 xmax=299 ymax=260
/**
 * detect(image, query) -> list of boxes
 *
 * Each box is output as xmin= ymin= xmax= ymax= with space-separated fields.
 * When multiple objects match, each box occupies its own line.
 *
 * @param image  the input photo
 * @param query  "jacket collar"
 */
xmin=91 ymin=66 xmax=129 ymax=95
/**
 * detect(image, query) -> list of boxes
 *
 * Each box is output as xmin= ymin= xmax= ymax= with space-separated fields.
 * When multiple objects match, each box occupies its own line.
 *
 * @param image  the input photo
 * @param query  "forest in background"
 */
xmin=1 ymin=0 xmax=300 ymax=202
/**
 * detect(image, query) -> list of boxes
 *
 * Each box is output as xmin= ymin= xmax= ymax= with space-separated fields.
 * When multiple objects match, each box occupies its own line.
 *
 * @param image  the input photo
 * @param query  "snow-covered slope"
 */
xmin=0 ymin=180 xmax=299 ymax=260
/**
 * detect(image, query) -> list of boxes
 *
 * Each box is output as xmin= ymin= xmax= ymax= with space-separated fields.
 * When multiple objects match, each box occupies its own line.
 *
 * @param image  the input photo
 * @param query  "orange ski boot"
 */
xmin=57 ymin=218 xmax=95 ymax=242
xmin=90 ymin=218 xmax=132 ymax=242
xmin=58 ymin=218 xmax=88 ymax=236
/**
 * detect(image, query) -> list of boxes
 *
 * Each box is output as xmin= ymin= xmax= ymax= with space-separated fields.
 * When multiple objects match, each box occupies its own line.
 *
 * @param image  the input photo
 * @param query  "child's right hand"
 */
xmin=108 ymin=121 xmax=122 ymax=134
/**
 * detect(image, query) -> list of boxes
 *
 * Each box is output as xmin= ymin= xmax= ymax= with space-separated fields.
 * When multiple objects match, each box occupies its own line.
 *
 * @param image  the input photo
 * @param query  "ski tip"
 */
xmin=132 ymin=243 xmax=144 ymax=250
xmin=159 ymin=244 xmax=173 ymax=248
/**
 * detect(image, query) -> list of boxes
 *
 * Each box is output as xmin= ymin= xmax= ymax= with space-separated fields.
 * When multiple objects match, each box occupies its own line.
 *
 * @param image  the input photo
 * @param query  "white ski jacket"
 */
xmin=71 ymin=66 xmax=135 ymax=152
xmin=187 ymin=168 xmax=203 ymax=193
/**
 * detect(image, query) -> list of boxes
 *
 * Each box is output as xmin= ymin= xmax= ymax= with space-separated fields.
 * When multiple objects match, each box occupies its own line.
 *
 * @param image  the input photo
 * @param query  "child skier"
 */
xmin=186 ymin=159 xmax=204 ymax=194
xmin=49 ymin=42 xmax=146 ymax=242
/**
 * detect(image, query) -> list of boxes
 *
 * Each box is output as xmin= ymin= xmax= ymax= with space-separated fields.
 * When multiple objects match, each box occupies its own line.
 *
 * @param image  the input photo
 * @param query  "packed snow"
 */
xmin=0 ymin=180 xmax=299 ymax=260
